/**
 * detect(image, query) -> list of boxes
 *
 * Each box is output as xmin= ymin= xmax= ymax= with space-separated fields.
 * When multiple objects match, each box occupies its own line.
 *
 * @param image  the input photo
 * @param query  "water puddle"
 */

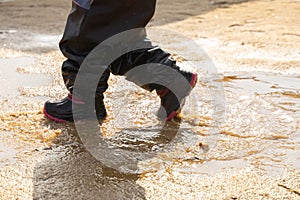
xmin=0 ymin=57 xmax=51 ymax=99
xmin=0 ymin=132 xmax=17 ymax=167
xmin=0 ymin=56 xmax=298 ymax=179
xmin=220 ymin=72 xmax=300 ymax=96
xmin=0 ymin=0 xmax=13 ymax=3
xmin=174 ymin=158 xmax=249 ymax=176
xmin=32 ymin=34 xmax=61 ymax=49
xmin=0 ymin=32 xmax=61 ymax=51
xmin=0 ymin=54 xmax=298 ymax=197
xmin=95 ymin=70 xmax=300 ymax=176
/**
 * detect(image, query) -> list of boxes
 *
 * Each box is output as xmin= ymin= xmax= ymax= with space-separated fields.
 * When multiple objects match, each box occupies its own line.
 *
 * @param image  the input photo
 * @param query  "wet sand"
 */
xmin=0 ymin=0 xmax=299 ymax=199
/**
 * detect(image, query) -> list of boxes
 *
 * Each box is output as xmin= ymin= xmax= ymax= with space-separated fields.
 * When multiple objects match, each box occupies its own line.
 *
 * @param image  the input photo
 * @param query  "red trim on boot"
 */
xmin=67 ymin=94 xmax=85 ymax=104
xmin=43 ymin=107 xmax=68 ymax=123
xmin=166 ymin=111 xmax=177 ymax=121
xmin=190 ymin=73 xmax=198 ymax=87
xmin=157 ymin=88 xmax=169 ymax=97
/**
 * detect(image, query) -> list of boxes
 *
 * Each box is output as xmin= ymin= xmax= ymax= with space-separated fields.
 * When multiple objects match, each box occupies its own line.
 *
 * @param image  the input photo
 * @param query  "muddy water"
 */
xmin=0 ymin=57 xmax=51 ymax=98
xmin=0 ymin=0 xmax=300 ymax=199
xmin=6 ymin=69 xmax=296 ymax=199
xmin=0 ymin=132 xmax=17 ymax=167
xmin=209 ymin=72 xmax=299 ymax=174
xmin=100 ymin=70 xmax=300 ymax=172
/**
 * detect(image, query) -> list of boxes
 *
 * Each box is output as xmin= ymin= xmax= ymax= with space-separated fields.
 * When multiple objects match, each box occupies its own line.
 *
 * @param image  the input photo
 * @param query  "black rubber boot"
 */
xmin=157 ymin=71 xmax=198 ymax=121
xmin=44 ymin=94 xmax=107 ymax=122
xmin=110 ymin=48 xmax=198 ymax=121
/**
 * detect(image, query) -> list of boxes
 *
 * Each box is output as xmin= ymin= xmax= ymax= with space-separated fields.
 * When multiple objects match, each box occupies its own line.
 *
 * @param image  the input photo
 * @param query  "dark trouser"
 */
xmin=60 ymin=0 xmax=179 ymax=94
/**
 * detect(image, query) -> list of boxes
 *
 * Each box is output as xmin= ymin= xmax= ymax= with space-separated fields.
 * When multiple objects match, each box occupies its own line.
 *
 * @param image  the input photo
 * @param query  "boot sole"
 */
xmin=43 ymin=107 xmax=69 ymax=123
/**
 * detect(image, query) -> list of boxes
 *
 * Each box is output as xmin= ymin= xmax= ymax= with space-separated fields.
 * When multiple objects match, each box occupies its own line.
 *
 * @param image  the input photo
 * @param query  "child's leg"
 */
xmin=59 ymin=0 xmax=156 ymax=94
xmin=109 ymin=43 xmax=197 ymax=121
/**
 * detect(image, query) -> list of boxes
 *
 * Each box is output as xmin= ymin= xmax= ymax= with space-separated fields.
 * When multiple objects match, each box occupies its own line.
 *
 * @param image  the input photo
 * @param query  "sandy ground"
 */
xmin=0 ymin=0 xmax=299 ymax=199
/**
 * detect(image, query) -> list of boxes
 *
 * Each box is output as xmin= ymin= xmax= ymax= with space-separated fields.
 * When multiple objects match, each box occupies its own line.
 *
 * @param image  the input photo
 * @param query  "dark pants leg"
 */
xmin=110 ymin=47 xmax=181 ymax=92
xmin=59 ymin=0 xmax=157 ymax=94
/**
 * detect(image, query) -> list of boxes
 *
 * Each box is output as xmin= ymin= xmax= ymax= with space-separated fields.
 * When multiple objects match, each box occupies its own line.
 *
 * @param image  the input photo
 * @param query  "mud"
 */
xmin=0 ymin=0 xmax=299 ymax=199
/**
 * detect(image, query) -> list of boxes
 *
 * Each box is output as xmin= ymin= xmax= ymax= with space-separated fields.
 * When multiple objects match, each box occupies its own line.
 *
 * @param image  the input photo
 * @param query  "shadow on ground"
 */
xmin=32 ymin=117 xmax=182 ymax=199
xmin=32 ymin=121 xmax=147 ymax=200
